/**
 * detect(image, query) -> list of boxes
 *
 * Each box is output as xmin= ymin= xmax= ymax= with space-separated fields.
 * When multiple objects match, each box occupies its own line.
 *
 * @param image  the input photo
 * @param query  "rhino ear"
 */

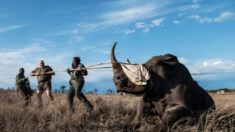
xmin=159 ymin=54 xmax=179 ymax=79
xmin=160 ymin=54 xmax=179 ymax=66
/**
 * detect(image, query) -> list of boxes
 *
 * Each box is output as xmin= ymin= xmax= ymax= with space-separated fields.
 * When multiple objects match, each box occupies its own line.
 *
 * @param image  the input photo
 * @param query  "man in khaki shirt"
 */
xmin=30 ymin=60 xmax=55 ymax=107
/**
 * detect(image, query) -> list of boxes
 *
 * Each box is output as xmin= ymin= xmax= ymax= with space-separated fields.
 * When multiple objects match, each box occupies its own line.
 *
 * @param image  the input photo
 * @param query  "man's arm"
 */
xmin=15 ymin=75 xmax=27 ymax=83
xmin=29 ymin=68 xmax=39 ymax=76
xmin=81 ymin=64 xmax=88 ymax=76
xmin=48 ymin=66 xmax=55 ymax=75
xmin=30 ymin=72 xmax=39 ymax=76
xmin=30 ymin=68 xmax=39 ymax=76
xmin=66 ymin=68 xmax=72 ymax=75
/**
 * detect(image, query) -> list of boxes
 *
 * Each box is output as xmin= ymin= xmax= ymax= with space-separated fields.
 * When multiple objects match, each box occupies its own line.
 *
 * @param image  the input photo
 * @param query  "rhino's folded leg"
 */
xmin=131 ymin=97 xmax=144 ymax=127
xmin=160 ymin=104 xmax=192 ymax=131
xmin=132 ymin=96 xmax=155 ymax=127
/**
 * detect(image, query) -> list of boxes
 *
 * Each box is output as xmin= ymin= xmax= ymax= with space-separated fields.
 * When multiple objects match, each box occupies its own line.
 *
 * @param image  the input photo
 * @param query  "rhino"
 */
xmin=111 ymin=42 xmax=215 ymax=131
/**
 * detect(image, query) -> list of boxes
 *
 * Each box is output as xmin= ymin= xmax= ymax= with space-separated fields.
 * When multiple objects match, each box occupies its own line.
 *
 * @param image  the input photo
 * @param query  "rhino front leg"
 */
xmin=159 ymin=104 xmax=192 ymax=131
xmin=132 ymin=96 xmax=155 ymax=126
xmin=131 ymin=97 xmax=144 ymax=126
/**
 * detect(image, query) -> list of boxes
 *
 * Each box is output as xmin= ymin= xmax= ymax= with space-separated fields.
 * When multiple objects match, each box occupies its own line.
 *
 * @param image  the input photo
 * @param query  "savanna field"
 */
xmin=0 ymin=89 xmax=234 ymax=132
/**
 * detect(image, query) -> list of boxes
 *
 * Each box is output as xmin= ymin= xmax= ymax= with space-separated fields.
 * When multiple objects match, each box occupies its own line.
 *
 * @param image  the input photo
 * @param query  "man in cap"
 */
xmin=30 ymin=60 xmax=55 ymax=107
xmin=15 ymin=67 xmax=33 ymax=106
xmin=67 ymin=57 xmax=93 ymax=112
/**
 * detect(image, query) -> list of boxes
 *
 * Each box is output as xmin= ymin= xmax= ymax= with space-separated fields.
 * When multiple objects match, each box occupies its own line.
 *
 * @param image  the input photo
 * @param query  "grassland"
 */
xmin=0 ymin=90 xmax=234 ymax=132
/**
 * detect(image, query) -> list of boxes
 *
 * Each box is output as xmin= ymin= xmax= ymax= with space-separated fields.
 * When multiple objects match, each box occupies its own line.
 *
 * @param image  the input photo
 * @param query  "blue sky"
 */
xmin=0 ymin=0 xmax=235 ymax=92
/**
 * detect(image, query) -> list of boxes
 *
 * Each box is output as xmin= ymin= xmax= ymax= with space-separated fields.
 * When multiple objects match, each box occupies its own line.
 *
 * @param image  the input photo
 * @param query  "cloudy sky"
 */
xmin=0 ymin=0 xmax=235 ymax=92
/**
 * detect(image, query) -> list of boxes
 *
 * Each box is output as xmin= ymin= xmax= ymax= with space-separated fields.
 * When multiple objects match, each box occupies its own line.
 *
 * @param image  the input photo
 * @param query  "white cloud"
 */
xmin=189 ymin=12 xmax=235 ymax=24
xmin=135 ymin=22 xmax=150 ymax=32
xmin=0 ymin=24 xmax=26 ymax=33
xmin=175 ymin=57 xmax=235 ymax=80
xmin=85 ymin=70 xmax=113 ymax=82
xmin=178 ymin=4 xmax=201 ymax=10
xmin=134 ymin=18 xmax=164 ymax=33
xmin=0 ymin=42 xmax=83 ymax=88
xmin=213 ymin=60 xmax=222 ymax=65
xmin=135 ymin=22 xmax=146 ymax=28
xmin=214 ymin=11 xmax=234 ymax=22
xmin=73 ymin=36 xmax=85 ymax=42
xmin=136 ymin=17 xmax=165 ymax=33
xmin=73 ymin=29 xmax=78 ymax=34
xmin=191 ymin=4 xmax=201 ymax=9
xmin=199 ymin=18 xmax=212 ymax=24
xmin=189 ymin=14 xmax=200 ymax=19
xmin=143 ymin=28 xmax=150 ymax=32
xmin=77 ymin=23 xmax=98 ymax=31
xmin=173 ymin=20 xmax=180 ymax=24
xmin=36 ymin=38 xmax=52 ymax=44
xmin=0 ymin=44 xmax=45 ymax=61
xmin=179 ymin=57 xmax=190 ymax=64
xmin=188 ymin=14 xmax=212 ymax=24
xmin=151 ymin=18 xmax=165 ymax=26
xmin=100 ymin=4 xmax=156 ymax=25
xmin=69 ymin=36 xmax=85 ymax=43
xmin=186 ymin=59 xmax=235 ymax=78
xmin=0 ymin=43 xmax=88 ymax=88
xmin=0 ymin=44 xmax=45 ymax=88
xmin=178 ymin=13 xmax=183 ymax=17
xmin=48 ymin=23 xmax=98 ymax=36
xmin=122 ymin=29 xmax=136 ymax=35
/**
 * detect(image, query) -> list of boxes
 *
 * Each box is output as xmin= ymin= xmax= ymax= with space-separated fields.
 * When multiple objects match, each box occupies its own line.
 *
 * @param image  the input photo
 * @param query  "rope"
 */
xmin=0 ymin=62 xmax=115 ymax=80
xmin=30 ymin=63 xmax=114 ymax=75
xmin=35 ymin=62 xmax=132 ymax=75
xmin=0 ymin=62 xmax=132 ymax=78
xmin=85 ymin=62 xmax=134 ymax=68
xmin=86 ymin=62 xmax=112 ymax=68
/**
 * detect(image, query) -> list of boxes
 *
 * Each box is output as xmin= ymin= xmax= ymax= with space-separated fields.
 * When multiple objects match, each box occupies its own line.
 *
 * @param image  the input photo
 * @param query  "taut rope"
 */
xmin=30 ymin=62 xmax=115 ymax=75
xmin=37 ymin=62 xmax=133 ymax=75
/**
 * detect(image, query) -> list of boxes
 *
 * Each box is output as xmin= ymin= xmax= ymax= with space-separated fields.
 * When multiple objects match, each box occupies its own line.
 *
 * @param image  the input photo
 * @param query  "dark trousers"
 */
xmin=67 ymin=79 xmax=93 ymax=110
xmin=18 ymin=87 xmax=31 ymax=106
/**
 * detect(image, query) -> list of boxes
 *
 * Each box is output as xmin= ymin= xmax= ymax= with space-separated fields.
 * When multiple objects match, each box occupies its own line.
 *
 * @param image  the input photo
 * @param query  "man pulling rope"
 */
xmin=30 ymin=60 xmax=55 ymax=108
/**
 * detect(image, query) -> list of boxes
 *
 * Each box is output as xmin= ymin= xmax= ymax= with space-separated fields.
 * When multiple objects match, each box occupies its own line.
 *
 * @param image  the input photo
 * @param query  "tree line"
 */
xmin=1 ymin=86 xmax=235 ymax=94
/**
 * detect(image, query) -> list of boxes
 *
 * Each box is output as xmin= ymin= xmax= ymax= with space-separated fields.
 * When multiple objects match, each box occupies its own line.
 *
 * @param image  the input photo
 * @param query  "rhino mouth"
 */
xmin=113 ymin=77 xmax=128 ymax=92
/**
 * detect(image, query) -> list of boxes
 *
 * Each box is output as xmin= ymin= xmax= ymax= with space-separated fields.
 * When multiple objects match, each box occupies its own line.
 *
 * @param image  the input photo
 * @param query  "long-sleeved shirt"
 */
xmin=15 ymin=73 xmax=27 ymax=90
xmin=68 ymin=63 xmax=88 ymax=81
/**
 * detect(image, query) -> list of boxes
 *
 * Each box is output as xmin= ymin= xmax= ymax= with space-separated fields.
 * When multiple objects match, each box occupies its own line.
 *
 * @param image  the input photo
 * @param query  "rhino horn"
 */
xmin=111 ymin=42 xmax=118 ymax=66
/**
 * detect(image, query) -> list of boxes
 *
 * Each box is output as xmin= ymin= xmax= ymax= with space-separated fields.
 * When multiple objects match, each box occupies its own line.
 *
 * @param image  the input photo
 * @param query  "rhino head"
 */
xmin=111 ymin=42 xmax=150 ymax=94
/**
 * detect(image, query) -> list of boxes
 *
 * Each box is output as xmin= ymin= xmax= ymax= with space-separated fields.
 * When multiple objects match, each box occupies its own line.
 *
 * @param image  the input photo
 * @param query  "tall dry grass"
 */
xmin=0 ymin=90 xmax=234 ymax=132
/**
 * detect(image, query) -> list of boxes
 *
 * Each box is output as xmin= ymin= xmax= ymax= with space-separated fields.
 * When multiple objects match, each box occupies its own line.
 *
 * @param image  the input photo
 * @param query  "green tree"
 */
xmin=106 ymin=89 xmax=114 ymax=95
xmin=60 ymin=85 xmax=66 ymax=93
xmin=87 ymin=91 xmax=93 ymax=94
xmin=94 ymin=88 xmax=98 ymax=94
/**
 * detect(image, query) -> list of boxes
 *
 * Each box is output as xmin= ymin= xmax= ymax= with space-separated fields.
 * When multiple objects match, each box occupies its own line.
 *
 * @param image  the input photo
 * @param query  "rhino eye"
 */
xmin=116 ymin=76 xmax=121 ymax=83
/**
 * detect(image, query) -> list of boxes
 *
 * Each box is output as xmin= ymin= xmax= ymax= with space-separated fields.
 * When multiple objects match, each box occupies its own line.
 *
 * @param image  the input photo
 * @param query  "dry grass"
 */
xmin=0 ymin=90 xmax=234 ymax=132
